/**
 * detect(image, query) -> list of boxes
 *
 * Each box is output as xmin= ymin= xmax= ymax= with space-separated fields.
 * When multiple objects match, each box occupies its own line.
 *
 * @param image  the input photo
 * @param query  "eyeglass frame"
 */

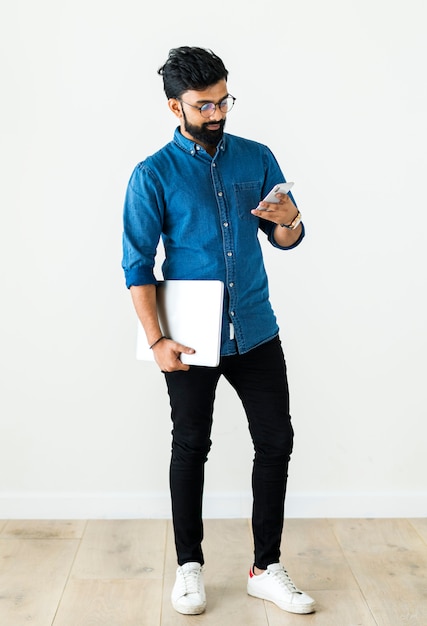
xmin=177 ymin=94 xmax=236 ymax=118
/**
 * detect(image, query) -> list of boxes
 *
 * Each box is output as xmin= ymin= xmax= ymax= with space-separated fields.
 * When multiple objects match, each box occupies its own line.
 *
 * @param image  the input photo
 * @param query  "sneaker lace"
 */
xmin=271 ymin=567 xmax=301 ymax=594
xmin=182 ymin=567 xmax=201 ymax=594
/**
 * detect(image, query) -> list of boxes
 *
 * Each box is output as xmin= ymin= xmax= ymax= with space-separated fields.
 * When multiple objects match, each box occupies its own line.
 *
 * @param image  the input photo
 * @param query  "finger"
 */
xmin=255 ymin=201 xmax=273 ymax=211
xmin=251 ymin=207 xmax=276 ymax=219
xmin=162 ymin=358 xmax=190 ymax=373
xmin=252 ymin=206 xmax=272 ymax=215
xmin=174 ymin=343 xmax=196 ymax=355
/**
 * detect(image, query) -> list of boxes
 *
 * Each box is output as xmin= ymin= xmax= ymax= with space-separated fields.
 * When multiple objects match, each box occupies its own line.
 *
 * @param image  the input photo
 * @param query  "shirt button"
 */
xmin=230 ymin=311 xmax=235 ymax=316
xmin=223 ymin=222 xmax=229 ymax=227
xmin=218 ymin=191 xmax=223 ymax=197
xmin=212 ymin=163 xmax=216 ymax=167
xmin=227 ymin=251 xmax=233 ymax=257
xmin=229 ymin=282 xmax=234 ymax=287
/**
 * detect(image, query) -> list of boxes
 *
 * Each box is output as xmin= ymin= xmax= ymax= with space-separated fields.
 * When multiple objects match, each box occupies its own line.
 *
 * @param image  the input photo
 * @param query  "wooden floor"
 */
xmin=0 ymin=518 xmax=426 ymax=625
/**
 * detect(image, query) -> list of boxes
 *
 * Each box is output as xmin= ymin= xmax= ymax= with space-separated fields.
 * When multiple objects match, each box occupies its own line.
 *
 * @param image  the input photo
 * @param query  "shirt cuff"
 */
xmin=124 ymin=266 xmax=158 ymax=289
xmin=269 ymin=222 xmax=305 ymax=250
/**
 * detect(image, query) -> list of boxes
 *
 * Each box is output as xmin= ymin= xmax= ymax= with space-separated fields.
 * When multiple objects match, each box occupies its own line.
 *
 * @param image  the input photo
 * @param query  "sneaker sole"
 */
xmin=172 ymin=600 xmax=207 ymax=615
xmin=247 ymin=589 xmax=315 ymax=615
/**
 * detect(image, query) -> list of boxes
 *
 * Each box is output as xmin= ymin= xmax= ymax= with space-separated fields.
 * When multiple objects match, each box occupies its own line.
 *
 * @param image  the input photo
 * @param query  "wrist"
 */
xmin=279 ymin=210 xmax=301 ymax=230
xmin=149 ymin=335 xmax=166 ymax=349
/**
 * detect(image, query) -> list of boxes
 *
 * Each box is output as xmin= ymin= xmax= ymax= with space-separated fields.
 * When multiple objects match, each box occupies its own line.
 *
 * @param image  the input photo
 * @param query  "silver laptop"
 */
xmin=136 ymin=280 xmax=224 ymax=367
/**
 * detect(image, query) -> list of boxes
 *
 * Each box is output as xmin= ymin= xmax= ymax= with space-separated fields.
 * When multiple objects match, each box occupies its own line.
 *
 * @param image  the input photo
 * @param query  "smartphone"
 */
xmin=259 ymin=182 xmax=294 ymax=206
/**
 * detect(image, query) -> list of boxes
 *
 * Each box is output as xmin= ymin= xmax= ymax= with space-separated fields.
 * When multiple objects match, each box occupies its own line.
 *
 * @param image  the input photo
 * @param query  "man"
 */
xmin=122 ymin=46 xmax=315 ymax=616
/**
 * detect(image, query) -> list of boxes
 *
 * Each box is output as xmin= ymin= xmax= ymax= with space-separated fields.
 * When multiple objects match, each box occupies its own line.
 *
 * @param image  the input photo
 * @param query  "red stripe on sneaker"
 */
xmin=249 ymin=568 xmax=254 ymax=578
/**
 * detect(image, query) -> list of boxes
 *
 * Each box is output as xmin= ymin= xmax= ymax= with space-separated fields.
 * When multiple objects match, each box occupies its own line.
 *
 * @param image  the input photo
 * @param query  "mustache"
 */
xmin=202 ymin=119 xmax=225 ymax=131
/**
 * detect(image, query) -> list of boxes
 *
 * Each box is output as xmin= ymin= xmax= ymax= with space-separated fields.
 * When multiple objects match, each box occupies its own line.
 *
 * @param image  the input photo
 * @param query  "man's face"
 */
xmin=168 ymin=79 xmax=228 ymax=152
xmin=181 ymin=107 xmax=226 ymax=148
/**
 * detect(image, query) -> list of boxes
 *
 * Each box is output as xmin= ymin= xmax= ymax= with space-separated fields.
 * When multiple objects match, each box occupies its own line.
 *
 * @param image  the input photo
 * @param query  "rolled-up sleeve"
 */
xmin=265 ymin=220 xmax=305 ymax=250
xmin=121 ymin=164 xmax=164 ymax=288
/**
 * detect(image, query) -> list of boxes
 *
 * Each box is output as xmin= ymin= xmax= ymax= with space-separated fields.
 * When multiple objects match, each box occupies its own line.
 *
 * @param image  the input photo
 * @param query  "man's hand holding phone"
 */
xmin=257 ymin=182 xmax=294 ymax=207
xmin=251 ymin=182 xmax=299 ymax=227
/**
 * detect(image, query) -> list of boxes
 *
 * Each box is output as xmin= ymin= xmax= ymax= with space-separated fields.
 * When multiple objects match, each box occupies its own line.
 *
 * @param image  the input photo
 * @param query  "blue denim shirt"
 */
xmin=122 ymin=128 xmax=304 ymax=356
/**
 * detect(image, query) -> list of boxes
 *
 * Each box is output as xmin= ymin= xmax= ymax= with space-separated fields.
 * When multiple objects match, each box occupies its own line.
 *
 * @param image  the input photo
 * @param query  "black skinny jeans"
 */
xmin=164 ymin=336 xmax=294 ymax=570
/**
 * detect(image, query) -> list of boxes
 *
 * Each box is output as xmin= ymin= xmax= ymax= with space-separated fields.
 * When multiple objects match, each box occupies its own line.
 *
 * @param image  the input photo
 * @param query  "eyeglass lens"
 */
xmin=200 ymin=96 xmax=234 ymax=117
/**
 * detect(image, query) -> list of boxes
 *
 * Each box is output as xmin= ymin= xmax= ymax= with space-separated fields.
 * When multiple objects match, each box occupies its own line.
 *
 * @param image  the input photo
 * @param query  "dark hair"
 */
xmin=158 ymin=46 xmax=229 ymax=99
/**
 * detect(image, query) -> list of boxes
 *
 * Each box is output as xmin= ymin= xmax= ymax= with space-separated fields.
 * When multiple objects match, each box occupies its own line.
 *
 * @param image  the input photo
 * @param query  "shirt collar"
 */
xmin=173 ymin=127 xmax=227 ymax=157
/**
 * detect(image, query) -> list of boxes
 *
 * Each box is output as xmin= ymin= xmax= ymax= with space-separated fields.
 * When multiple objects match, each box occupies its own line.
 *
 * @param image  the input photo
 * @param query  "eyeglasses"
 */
xmin=178 ymin=95 xmax=236 ymax=118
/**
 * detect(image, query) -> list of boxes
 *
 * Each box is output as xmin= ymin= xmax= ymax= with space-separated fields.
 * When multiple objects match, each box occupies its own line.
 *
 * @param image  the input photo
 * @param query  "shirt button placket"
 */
xmin=214 ymin=176 xmax=237 ymax=335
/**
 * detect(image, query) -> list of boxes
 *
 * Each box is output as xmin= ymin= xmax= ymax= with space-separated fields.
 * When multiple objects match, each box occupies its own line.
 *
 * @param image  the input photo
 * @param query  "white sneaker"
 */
xmin=171 ymin=562 xmax=207 ymax=615
xmin=247 ymin=563 xmax=315 ymax=614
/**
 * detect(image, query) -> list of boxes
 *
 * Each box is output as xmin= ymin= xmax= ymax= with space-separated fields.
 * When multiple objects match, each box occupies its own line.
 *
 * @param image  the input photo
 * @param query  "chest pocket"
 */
xmin=233 ymin=181 xmax=262 ymax=220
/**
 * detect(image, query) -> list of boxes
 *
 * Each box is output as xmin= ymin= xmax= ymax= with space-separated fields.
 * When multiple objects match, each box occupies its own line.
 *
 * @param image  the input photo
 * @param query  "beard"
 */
xmin=182 ymin=109 xmax=226 ymax=147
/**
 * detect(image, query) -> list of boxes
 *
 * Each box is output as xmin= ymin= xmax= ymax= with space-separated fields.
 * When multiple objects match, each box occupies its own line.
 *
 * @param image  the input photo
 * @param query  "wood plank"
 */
xmin=52 ymin=579 xmax=162 ymax=626
xmin=409 ymin=518 xmax=427 ymax=544
xmin=0 ymin=538 xmax=79 ymax=626
xmin=330 ymin=518 xmax=426 ymax=553
xmin=160 ymin=519 xmax=268 ymax=625
xmin=2 ymin=517 xmax=426 ymax=625
xmin=70 ymin=519 xmax=167 ymax=580
xmin=1 ymin=519 xmax=86 ymax=539
xmin=331 ymin=519 xmax=427 ymax=625
xmin=337 ymin=550 xmax=427 ymax=625
xmin=281 ymin=518 xmax=359 ymax=591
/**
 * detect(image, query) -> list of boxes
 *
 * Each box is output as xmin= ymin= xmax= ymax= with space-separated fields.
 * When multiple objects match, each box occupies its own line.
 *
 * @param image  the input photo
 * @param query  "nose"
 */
xmin=207 ymin=104 xmax=224 ymax=121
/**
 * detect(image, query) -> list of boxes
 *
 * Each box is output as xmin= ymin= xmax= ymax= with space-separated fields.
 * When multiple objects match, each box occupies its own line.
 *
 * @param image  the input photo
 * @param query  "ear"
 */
xmin=168 ymin=98 xmax=183 ymax=119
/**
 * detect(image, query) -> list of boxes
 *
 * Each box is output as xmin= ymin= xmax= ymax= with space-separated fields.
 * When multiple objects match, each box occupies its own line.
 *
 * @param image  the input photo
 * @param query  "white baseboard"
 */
xmin=0 ymin=491 xmax=425 ymax=519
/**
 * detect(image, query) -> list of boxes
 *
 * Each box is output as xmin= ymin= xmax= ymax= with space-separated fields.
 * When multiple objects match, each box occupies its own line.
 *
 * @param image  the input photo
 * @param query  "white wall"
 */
xmin=1 ymin=0 xmax=426 ymax=519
